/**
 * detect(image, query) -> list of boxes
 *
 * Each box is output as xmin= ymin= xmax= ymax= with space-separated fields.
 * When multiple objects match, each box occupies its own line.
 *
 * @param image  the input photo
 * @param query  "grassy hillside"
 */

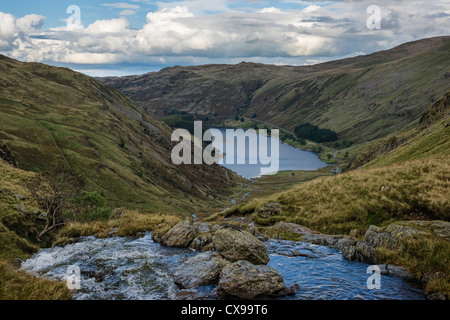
xmin=0 ymin=158 xmax=181 ymax=299
xmin=0 ymin=55 xmax=243 ymax=214
xmin=208 ymin=89 xmax=449 ymax=297
xmin=351 ymin=89 xmax=450 ymax=169
xmin=100 ymin=36 xmax=450 ymax=145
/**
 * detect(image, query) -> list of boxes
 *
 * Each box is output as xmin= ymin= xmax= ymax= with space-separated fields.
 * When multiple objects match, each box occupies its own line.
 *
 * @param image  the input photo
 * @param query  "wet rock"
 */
xmin=355 ymin=241 xmax=378 ymax=264
xmin=277 ymin=283 xmax=300 ymax=296
xmin=427 ymin=293 xmax=447 ymax=300
xmin=257 ymin=202 xmax=281 ymax=219
xmin=217 ymin=260 xmax=286 ymax=299
xmin=189 ymin=234 xmax=213 ymax=251
xmin=174 ymin=252 xmax=229 ymax=289
xmin=302 ymin=234 xmax=343 ymax=247
xmin=364 ymin=223 xmax=429 ymax=250
xmin=339 ymin=239 xmax=378 ymax=264
xmin=95 ymin=270 xmax=105 ymax=283
xmin=247 ymin=226 xmax=260 ymax=237
xmin=176 ymin=290 xmax=200 ymax=300
xmin=383 ymin=265 xmax=414 ymax=280
xmin=161 ymin=219 xmax=197 ymax=248
xmin=213 ymin=228 xmax=269 ymax=265
xmin=265 ymin=222 xmax=319 ymax=240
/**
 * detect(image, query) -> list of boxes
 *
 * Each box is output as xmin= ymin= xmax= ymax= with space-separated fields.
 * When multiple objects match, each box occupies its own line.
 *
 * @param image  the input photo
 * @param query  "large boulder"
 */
xmin=264 ymin=222 xmax=319 ymax=240
xmin=364 ymin=223 xmax=430 ymax=250
xmin=257 ymin=203 xmax=281 ymax=219
xmin=161 ymin=219 xmax=196 ymax=247
xmin=217 ymin=260 xmax=286 ymax=299
xmin=213 ymin=227 xmax=270 ymax=265
xmin=174 ymin=252 xmax=230 ymax=289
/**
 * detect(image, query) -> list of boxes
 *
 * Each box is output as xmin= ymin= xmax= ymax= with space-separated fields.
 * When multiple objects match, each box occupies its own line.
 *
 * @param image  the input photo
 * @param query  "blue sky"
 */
xmin=1 ymin=1 xmax=449 ymax=76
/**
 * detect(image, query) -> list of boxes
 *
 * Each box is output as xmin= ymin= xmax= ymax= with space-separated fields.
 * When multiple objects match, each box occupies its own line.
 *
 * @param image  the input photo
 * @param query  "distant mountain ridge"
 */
xmin=100 ymin=36 xmax=450 ymax=144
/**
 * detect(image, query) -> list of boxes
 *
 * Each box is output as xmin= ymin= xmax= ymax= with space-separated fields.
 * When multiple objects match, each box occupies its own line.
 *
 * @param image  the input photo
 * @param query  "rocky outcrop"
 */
xmin=257 ymin=202 xmax=281 ymax=219
xmin=378 ymin=264 xmax=414 ymax=280
xmin=264 ymin=221 xmax=319 ymax=240
xmin=217 ymin=260 xmax=287 ymax=299
xmin=174 ymin=252 xmax=230 ymax=289
xmin=335 ymin=238 xmax=377 ymax=264
xmin=364 ymin=224 xmax=429 ymax=250
xmin=213 ymin=227 xmax=269 ymax=265
xmin=0 ymin=141 xmax=16 ymax=166
xmin=189 ymin=222 xmax=218 ymax=251
xmin=160 ymin=219 xmax=197 ymax=247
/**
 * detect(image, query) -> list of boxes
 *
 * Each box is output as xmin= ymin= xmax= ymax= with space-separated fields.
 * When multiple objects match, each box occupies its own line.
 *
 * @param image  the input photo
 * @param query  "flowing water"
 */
xmin=21 ymin=233 xmax=425 ymax=300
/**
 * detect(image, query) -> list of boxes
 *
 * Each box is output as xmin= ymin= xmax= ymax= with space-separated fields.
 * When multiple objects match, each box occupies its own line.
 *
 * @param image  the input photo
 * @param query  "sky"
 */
xmin=0 ymin=0 xmax=449 ymax=76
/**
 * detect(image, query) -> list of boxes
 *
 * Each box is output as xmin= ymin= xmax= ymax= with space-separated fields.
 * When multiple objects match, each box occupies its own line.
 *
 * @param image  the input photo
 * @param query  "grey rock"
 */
xmin=302 ymin=234 xmax=343 ymax=246
xmin=161 ymin=219 xmax=197 ymax=247
xmin=265 ymin=222 xmax=318 ymax=238
xmin=257 ymin=202 xmax=281 ymax=219
xmin=355 ymin=241 xmax=378 ymax=264
xmin=427 ymin=293 xmax=447 ymax=300
xmin=385 ymin=265 xmax=414 ymax=280
xmin=217 ymin=260 xmax=286 ymax=299
xmin=174 ymin=252 xmax=229 ymax=289
xmin=247 ymin=226 xmax=260 ymax=237
xmin=213 ymin=228 xmax=269 ymax=265
xmin=189 ymin=234 xmax=213 ymax=251
xmin=364 ymin=225 xmax=393 ymax=249
xmin=193 ymin=222 xmax=213 ymax=234
xmin=277 ymin=283 xmax=300 ymax=296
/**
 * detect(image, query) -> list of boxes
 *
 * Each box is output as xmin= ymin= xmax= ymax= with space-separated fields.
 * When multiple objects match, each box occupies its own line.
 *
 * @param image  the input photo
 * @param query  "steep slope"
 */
xmin=351 ymin=89 xmax=450 ymax=169
xmin=100 ymin=36 xmax=450 ymax=144
xmin=0 ymin=55 xmax=242 ymax=213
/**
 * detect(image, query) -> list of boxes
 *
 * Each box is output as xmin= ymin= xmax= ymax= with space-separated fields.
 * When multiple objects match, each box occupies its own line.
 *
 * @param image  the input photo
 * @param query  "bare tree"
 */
xmin=28 ymin=167 xmax=85 ymax=241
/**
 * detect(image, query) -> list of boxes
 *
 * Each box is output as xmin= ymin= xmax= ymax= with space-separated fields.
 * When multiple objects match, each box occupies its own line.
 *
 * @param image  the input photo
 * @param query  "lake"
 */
xmin=209 ymin=127 xmax=328 ymax=179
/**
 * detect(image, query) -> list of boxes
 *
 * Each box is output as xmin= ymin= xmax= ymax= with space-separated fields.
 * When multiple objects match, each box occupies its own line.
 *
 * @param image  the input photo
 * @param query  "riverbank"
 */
xmin=20 ymin=217 xmax=428 ymax=300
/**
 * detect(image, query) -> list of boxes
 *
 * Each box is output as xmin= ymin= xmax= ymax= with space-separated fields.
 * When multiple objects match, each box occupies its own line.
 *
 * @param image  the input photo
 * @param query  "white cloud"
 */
xmin=120 ymin=9 xmax=137 ymax=16
xmin=101 ymin=3 xmax=140 ymax=10
xmin=1 ymin=0 xmax=449 ymax=71
xmin=85 ymin=17 xmax=130 ymax=33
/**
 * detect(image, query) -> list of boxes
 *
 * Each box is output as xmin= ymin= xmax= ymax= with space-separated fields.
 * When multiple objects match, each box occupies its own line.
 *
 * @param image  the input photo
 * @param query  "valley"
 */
xmin=0 ymin=36 xmax=449 ymax=301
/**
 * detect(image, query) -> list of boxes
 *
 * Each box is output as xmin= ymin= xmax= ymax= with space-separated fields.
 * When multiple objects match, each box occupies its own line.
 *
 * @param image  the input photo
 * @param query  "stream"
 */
xmin=21 ymin=232 xmax=425 ymax=300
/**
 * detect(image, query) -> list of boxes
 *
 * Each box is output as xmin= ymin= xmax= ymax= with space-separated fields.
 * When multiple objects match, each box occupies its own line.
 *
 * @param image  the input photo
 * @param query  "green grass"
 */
xmin=0 ymin=55 xmax=242 ymax=214
xmin=216 ymin=156 xmax=449 ymax=235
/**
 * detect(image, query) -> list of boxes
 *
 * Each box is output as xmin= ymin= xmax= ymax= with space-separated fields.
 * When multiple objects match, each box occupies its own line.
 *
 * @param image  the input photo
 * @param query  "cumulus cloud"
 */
xmin=0 ymin=0 xmax=449 ymax=70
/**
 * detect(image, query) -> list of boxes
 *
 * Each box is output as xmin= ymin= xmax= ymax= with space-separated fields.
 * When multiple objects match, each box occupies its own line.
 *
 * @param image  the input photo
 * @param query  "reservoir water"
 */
xmin=209 ymin=128 xmax=328 ymax=179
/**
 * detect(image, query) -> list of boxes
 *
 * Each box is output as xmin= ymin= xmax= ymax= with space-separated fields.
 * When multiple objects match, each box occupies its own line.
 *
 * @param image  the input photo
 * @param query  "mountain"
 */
xmin=0 ymin=55 xmax=242 ymax=213
xmin=100 ymin=36 xmax=450 ymax=144
xmin=350 ymin=88 xmax=449 ymax=169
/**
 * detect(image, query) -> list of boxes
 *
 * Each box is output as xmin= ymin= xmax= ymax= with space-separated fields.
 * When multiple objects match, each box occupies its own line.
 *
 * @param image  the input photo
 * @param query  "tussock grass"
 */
xmin=222 ymin=156 xmax=449 ymax=235
xmin=55 ymin=210 xmax=180 ymax=245
xmin=0 ymin=261 xmax=72 ymax=300
xmin=377 ymin=238 xmax=450 ymax=297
